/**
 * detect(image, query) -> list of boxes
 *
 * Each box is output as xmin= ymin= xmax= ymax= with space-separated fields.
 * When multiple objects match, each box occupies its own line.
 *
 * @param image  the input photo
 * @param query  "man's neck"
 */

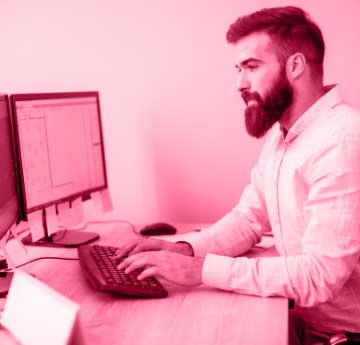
xmin=279 ymin=84 xmax=326 ymax=133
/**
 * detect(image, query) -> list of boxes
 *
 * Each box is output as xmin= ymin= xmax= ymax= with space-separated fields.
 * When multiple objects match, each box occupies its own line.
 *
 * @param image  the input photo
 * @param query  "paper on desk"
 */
xmin=91 ymin=189 xmax=113 ymax=213
xmin=45 ymin=205 xmax=58 ymax=236
xmin=71 ymin=197 xmax=85 ymax=224
xmin=57 ymin=198 xmax=84 ymax=229
xmin=8 ymin=222 xmax=28 ymax=257
xmin=91 ymin=191 xmax=102 ymax=210
xmin=1 ymin=270 xmax=86 ymax=345
xmin=57 ymin=202 xmax=72 ymax=228
xmin=27 ymin=209 xmax=44 ymax=242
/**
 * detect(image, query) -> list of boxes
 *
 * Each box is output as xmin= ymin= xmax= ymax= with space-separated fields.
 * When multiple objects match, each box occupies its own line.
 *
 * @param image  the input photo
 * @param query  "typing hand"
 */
xmin=117 ymin=250 xmax=204 ymax=286
xmin=114 ymin=238 xmax=194 ymax=262
xmin=114 ymin=237 xmax=174 ymax=261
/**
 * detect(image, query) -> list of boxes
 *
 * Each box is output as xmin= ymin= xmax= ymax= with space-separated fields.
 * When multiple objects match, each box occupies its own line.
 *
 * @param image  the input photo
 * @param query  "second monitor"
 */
xmin=11 ymin=91 xmax=108 ymax=246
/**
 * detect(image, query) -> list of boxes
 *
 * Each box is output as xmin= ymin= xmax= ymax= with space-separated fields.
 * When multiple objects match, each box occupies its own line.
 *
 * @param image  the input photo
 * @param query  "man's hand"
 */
xmin=117 ymin=250 xmax=204 ymax=287
xmin=114 ymin=237 xmax=193 ymax=260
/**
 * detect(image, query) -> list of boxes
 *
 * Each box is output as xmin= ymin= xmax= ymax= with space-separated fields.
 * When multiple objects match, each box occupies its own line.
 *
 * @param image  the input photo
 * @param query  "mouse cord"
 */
xmin=59 ymin=219 xmax=137 ymax=234
xmin=0 ymin=256 xmax=79 ymax=273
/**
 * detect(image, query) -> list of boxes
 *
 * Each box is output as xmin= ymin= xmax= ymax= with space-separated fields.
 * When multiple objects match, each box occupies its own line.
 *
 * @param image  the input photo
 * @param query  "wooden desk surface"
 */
xmin=0 ymin=222 xmax=288 ymax=345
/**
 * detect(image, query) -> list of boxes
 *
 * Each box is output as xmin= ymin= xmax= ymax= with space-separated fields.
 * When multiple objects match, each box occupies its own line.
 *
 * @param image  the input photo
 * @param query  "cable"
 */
xmin=59 ymin=219 xmax=137 ymax=234
xmin=0 ymin=256 xmax=79 ymax=272
xmin=7 ymin=219 xmax=137 ymax=243
xmin=2 ymin=219 xmax=136 ymax=270
xmin=4 ymin=225 xmax=30 ymax=242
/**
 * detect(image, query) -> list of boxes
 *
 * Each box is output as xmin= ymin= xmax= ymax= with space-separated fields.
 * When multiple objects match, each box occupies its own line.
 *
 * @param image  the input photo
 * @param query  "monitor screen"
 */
xmin=0 ymin=94 xmax=19 ymax=239
xmin=11 ymin=91 xmax=108 ymax=218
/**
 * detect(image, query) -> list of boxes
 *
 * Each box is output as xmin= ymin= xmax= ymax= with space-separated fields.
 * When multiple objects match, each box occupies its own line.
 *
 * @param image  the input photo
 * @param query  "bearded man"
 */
xmin=116 ymin=7 xmax=360 ymax=345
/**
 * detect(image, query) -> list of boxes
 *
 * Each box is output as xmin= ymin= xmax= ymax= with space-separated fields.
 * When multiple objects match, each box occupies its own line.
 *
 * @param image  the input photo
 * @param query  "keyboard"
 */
xmin=77 ymin=244 xmax=168 ymax=298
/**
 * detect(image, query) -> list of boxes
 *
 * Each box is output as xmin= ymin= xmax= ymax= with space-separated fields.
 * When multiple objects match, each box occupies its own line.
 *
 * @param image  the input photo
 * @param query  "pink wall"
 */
xmin=1 ymin=0 xmax=359 ymax=224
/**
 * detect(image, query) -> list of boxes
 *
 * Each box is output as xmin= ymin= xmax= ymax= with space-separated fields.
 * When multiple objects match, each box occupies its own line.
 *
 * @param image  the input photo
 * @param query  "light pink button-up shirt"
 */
xmin=186 ymin=85 xmax=360 ymax=333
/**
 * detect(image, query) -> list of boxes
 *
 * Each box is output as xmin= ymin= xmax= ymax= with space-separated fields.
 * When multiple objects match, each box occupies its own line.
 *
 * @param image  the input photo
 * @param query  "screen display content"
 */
xmin=11 ymin=92 xmax=107 ymax=247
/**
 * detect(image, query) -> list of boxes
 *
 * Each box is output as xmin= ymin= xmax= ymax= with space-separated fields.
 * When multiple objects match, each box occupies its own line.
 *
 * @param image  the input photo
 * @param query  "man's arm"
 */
xmin=201 ymin=133 xmax=360 ymax=307
xmin=185 ymin=158 xmax=272 ymax=258
xmin=117 ymin=145 xmax=273 ymax=288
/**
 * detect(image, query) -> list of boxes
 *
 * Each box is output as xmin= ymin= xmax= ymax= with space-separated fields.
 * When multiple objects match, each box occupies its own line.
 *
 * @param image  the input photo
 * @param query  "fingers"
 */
xmin=114 ymin=239 xmax=150 ymax=260
xmin=117 ymin=251 xmax=159 ymax=278
xmin=117 ymin=252 xmax=160 ymax=280
xmin=137 ymin=267 xmax=157 ymax=280
xmin=114 ymin=239 xmax=138 ymax=259
xmin=114 ymin=238 xmax=167 ymax=262
xmin=129 ymin=242 xmax=154 ymax=256
xmin=117 ymin=251 xmax=204 ymax=286
xmin=120 ymin=254 xmax=147 ymax=274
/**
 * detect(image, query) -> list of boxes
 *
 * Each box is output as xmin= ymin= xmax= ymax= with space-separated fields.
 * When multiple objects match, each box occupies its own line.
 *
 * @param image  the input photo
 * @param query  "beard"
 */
xmin=241 ymin=69 xmax=293 ymax=138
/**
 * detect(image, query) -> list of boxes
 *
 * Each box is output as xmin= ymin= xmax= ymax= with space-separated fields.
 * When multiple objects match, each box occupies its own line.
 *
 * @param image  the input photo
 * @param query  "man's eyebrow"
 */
xmin=235 ymin=58 xmax=263 ymax=69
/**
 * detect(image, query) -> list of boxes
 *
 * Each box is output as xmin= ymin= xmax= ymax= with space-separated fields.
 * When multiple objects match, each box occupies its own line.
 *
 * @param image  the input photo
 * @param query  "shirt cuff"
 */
xmin=202 ymin=253 xmax=237 ymax=289
xmin=184 ymin=235 xmax=212 ymax=257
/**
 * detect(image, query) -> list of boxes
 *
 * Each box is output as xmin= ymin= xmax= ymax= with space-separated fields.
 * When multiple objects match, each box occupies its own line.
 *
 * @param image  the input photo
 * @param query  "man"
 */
xmin=117 ymin=6 xmax=360 ymax=345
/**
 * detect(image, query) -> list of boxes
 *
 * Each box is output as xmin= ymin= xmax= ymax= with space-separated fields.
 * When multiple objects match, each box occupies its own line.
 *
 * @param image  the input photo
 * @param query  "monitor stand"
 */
xmin=21 ymin=209 xmax=99 ymax=248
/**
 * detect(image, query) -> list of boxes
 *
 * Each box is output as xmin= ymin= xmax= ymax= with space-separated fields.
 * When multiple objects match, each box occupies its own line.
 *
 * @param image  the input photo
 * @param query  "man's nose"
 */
xmin=236 ymin=71 xmax=250 ymax=93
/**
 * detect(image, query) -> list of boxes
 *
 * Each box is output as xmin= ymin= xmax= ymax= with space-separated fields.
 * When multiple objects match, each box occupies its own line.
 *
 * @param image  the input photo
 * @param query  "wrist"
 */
xmin=173 ymin=241 xmax=194 ymax=256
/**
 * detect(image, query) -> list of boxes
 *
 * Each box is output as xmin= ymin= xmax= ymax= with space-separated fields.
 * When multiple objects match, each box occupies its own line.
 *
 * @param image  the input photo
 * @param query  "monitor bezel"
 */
xmin=10 ymin=91 xmax=108 ymax=220
xmin=0 ymin=93 xmax=21 ymax=240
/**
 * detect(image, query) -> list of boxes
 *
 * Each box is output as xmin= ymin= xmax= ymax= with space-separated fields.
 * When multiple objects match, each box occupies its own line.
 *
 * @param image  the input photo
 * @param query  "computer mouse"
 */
xmin=139 ymin=222 xmax=177 ymax=236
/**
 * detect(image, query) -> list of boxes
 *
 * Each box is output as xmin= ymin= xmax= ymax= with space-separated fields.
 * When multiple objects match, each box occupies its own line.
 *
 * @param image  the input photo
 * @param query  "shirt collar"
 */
xmin=280 ymin=84 xmax=343 ymax=143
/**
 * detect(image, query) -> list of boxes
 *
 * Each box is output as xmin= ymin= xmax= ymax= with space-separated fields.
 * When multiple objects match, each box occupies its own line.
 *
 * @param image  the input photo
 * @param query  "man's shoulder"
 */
xmin=331 ymin=100 xmax=360 ymax=116
xmin=324 ymin=101 xmax=360 ymax=138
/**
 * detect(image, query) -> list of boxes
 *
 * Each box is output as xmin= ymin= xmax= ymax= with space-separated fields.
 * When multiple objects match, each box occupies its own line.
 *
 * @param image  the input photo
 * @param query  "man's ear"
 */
xmin=285 ymin=53 xmax=306 ymax=80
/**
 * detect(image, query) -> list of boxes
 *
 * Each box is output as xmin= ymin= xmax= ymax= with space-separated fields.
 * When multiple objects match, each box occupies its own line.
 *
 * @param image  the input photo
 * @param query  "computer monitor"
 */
xmin=10 ymin=91 xmax=107 ymax=247
xmin=0 ymin=94 xmax=19 ymax=295
xmin=0 ymin=94 xmax=19 ymax=241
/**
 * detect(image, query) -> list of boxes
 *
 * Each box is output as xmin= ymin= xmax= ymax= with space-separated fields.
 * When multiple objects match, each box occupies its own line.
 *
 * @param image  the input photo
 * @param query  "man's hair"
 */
xmin=226 ymin=6 xmax=325 ymax=77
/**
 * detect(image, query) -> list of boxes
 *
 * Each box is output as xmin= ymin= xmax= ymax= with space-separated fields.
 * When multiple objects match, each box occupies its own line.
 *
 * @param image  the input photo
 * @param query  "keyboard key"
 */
xmin=77 ymin=244 xmax=168 ymax=298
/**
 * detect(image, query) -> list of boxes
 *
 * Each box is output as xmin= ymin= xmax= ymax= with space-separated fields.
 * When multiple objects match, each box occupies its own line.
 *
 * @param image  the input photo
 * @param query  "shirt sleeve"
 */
xmin=185 ymin=143 xmax=272 ymax=258
xmin=201 ymin=131 xmax=360 ymax=307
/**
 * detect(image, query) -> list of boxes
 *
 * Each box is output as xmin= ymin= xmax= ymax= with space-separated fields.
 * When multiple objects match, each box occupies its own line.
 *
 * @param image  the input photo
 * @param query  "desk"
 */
xmin=0 ymin=223 xmax=288 ymax=345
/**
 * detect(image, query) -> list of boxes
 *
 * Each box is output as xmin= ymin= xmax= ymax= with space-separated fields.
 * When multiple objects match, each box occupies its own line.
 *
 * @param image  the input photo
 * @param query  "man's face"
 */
xmin=233 ymin=32 xmax=293 ymax=138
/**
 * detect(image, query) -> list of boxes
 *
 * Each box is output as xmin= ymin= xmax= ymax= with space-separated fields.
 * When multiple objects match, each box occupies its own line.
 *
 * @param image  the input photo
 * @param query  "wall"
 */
xmin=1 ymin=0 xmax=359 ymax=224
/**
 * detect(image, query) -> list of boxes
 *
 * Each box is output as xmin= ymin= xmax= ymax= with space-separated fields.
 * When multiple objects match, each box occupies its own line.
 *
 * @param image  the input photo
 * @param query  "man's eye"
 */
xmin=247 ymin=65 xmax=258 ymax=70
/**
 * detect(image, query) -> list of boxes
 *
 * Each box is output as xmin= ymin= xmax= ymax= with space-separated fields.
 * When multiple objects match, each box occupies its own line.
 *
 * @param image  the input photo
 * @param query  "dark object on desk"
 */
xmin=0 ymin=257 xmax=8 ymax=270
xmin=0 ymin=272 xmax=14 ymax=297
xmin=78 ymin=244 xmax=168 ymax=298
xmin=139 ymin=222 xmax=177 ymax=236
xmin=21 ymin=228 xmax=99 ymax=248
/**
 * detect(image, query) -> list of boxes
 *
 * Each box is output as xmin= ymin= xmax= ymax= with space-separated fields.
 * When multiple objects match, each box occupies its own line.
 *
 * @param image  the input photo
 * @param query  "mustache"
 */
xmin=241 ymin=91 xmax=262 ymax=105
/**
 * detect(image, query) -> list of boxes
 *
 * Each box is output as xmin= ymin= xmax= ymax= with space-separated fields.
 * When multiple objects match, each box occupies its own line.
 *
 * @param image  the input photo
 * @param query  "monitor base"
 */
xmin=21 ymin=230 xmax=99 ymax=248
